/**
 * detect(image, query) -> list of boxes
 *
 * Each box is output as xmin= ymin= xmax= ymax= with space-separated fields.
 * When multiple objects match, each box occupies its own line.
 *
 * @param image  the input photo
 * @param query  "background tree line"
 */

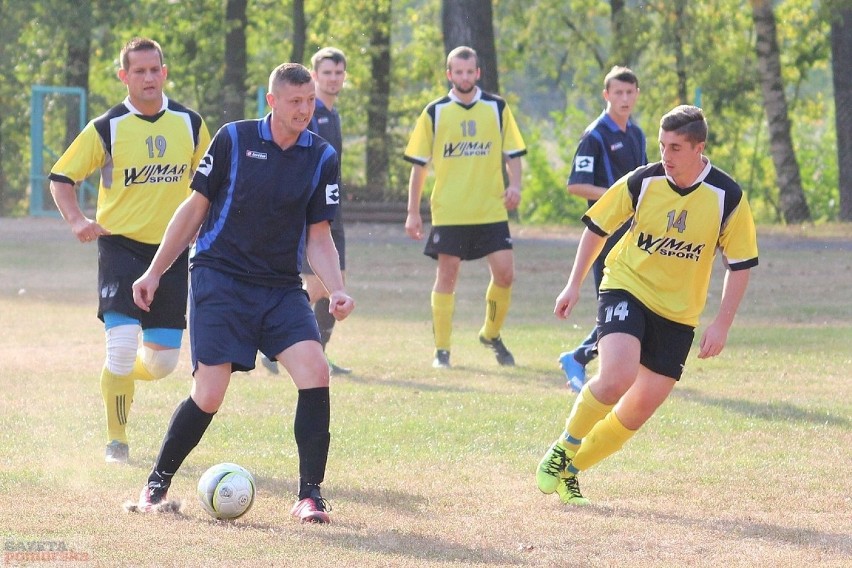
xmin=1 ymin=0 xmax=849 ymax=224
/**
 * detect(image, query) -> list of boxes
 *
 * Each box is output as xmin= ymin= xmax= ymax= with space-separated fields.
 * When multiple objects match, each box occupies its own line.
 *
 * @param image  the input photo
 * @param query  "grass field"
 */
xmin=0 ymin=217 xmax=850 ymax=567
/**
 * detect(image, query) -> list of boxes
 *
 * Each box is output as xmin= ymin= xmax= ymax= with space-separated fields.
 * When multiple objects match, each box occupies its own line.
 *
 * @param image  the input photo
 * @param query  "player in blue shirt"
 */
xmin=261 ymin=47 xmax=352 ymax=376
xmin=126 ymin=63 xmax=354 ymax=524
xmin=558 ymin=66 xmax=647 ymax=392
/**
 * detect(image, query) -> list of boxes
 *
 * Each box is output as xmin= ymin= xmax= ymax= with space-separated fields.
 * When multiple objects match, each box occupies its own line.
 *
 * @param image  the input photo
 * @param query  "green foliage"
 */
xmin=0 ymin=0 xmax=844 ymax=221
xmin=519 ymin=107 xmax=590 ymax=225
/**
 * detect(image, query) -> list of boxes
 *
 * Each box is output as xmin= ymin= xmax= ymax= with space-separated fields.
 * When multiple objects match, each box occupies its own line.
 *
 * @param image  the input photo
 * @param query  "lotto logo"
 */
xmin=574 ymin=155 xmax=594 ymax=173
xmin=325 ymin=183 xmax=340 ymax=204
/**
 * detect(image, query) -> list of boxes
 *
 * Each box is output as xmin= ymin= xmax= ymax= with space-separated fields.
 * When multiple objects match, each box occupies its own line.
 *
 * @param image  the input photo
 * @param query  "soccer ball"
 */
xmin=197 ymin=463 xmax=256 ymax=520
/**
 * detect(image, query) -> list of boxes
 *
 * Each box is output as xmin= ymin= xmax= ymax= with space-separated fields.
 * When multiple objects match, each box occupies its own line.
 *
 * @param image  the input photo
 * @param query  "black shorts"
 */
xmin=303 ymin=212 xmax=346 ymax=274
xmin=97 ymin=235 xmax=188 ymax=329
xmin=596 ymin=289 xmax=694 ymax=380
xmin=423 ymin=221 xmax=512 ymax=261
xmin=189 ymin=266 xmax=320 ymax=373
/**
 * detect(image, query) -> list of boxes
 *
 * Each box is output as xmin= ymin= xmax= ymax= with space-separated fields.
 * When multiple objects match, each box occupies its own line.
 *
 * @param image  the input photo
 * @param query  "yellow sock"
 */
xmin=481 ymin=281 xmax=511 ymax=339
xmin=130 ymin=354 xmax=156 ymax=381
xmin=100 ymin=367 xmax=135 ymax=444
xmin=571 ymin=410 xmax=636 ymax=472
xmin=563 ymin=384 xmax=615 ymax=452
xmin=431 ymin=291 xmax=455 ymax=351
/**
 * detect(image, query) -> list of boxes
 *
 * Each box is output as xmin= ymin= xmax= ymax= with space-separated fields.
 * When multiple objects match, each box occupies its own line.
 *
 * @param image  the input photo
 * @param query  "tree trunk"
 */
xmin=291 ymin=0 xmax=306 ymax=65
xmin=831 ymin=7 xmax=852 ymax=222
xmin=672 ymin=1 xmax=688 ymax=105
xmin=366 ymin=2 xmax=392 ymax=196
xmin=441 ymin=0 xmax=499 ymax=94
xmin=222 ymin=0 xmax=248 ymax=122
xmin=751 ymin=0 xmax=811 ymax=223
xmin=65 ymin=0 xmax=91 ymax=149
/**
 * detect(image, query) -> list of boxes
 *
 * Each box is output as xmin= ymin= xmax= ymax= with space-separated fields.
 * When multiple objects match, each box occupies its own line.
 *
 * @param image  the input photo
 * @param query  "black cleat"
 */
xmin=479 ymin=334 xmax=515 ymax=366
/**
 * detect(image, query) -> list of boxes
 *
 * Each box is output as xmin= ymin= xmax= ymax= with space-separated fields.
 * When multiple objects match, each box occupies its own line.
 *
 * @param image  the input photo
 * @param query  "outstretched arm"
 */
xmin=698 ymin=268 xmax=750 ymax=359
xmin=554 ymin=227 xmax=606 ymax=320
xmin=306 ymin=221 xmax=354 ymax=321
xmin=133 ymin=191 xmax=210 ymax=311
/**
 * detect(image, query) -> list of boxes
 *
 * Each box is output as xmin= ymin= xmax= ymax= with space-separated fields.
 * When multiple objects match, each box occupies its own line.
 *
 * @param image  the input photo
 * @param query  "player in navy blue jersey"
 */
xmin=558 ymin=66 xmax=647 ymax=392
xmin=126 ymin=63 xmax=353 ymax=524
xmin=261 ymin=47 xmax=351 ymax=376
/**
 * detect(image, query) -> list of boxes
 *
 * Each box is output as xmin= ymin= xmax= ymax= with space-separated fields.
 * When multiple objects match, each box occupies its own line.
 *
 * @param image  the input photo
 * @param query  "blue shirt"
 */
xmin=310 ymin=99 xmax=343 ymax=158
xmin=567 ymin=112 xmax=647 ymax=207
xmin=190 ymin=114 xmax=339 ymax=287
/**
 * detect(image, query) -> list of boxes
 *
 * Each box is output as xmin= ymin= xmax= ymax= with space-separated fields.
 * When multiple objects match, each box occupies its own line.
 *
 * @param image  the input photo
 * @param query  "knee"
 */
xmin=492 ymin=270 xmax=514 ymax=288
xmin=301 ymin=356 xmax=330 ymax=389
xmin=587 ymin=374 xmax=631 ymax=405
xmin=137 ymin=347 xmax=180 ymax=380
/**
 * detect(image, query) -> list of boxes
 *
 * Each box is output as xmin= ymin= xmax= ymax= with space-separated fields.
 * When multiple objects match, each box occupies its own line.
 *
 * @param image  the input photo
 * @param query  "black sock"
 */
xmin=314 ymin=298 xmax=336 ymax=349
xmin=294 ymin=387 xmax=331 ymax=498
xmin=148 ymin=396 xmax=215 ymax=487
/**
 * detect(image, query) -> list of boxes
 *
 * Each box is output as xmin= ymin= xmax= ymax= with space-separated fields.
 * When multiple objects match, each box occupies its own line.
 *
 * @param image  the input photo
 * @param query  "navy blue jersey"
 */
xmin=190 ymin=114 xmax=339 ymax=287
xmin=309 ymin=99 xmax=343 ymax=158
xmin=567 ymin=112 xmax=647 ymax=207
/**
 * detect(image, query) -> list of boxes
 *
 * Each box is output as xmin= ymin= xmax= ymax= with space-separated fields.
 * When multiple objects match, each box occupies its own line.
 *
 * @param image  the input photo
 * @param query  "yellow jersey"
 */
xmin=50 ymin=94 xmax=210 ymax=244
xmin=586 ymin=160 xmax=759 ymax=326
xmin=404 ymin=88 xmax=526 ymax=226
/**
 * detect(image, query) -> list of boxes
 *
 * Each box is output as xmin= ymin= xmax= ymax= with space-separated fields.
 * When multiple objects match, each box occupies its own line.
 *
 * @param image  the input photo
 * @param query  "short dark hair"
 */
xmin=446 ymin=46 xmax=478 ymax=70
xmin=604 ymin=65 xmax=639 ymax=90
xmin=268 ymin=63 xmax=312 ymax=92
xmin=660 ymin=105 xmax=708 ymax=144
xmin=120 ymin=37 xmax=164 ymax=70
xmin=311 ymin=47 xmax=346 ymax=71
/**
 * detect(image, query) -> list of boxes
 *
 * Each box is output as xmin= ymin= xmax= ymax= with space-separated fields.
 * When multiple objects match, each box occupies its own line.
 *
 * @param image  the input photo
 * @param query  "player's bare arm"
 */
xmin=698 ymin=268 xmax=751 ymax=359
xmin=566 ymin=182 xmax=608 ymax=201
xmin=133 ymin=191 xmax=211 ymax=311
xmin=49 ymin=180 xmax=111 ymax=243
xmin=554 ymin=228 xmax=606 ymax=319
xmin=405 ymin=164 xmax=428 ymax=240
xmin=305 ymin=221 xmax=354 ymax=321
xmin=503 ymin=156 xmax=522 ymax=211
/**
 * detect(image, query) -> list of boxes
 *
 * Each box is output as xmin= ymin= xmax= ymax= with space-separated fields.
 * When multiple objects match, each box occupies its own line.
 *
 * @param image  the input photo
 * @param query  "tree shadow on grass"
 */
xmin=342 ymin=372 xmax=481 ymax=394
xmin=672 ymin=387 xmax=850 ymax=428
xmin=579 ymin=504 xmax=852 ymax=556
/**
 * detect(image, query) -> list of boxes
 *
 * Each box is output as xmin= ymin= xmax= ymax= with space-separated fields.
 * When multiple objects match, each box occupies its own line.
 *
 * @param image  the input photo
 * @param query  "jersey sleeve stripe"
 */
xmin=195 ymin=123 xmax=239 ymax=254
xmin=727 ymin=257 xmax=759 ymax=271
xmin=581 ymin=215 xmax=608 ymax=236
xmin=403 ymin=155 xmax=429 ymax=166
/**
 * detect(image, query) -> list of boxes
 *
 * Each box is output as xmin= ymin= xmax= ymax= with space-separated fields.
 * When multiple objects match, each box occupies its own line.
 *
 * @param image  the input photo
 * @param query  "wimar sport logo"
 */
xmin=123 ymin=163 xmax=188 ymax=186
xmin=442 ymin=140 xmax=492 ymax=158
xmin=636 ymin=232 xmax=706 ymax=261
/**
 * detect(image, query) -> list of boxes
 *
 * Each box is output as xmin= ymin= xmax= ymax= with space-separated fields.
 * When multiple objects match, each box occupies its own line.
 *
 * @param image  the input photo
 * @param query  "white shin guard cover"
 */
xmin=105 ymin=324 xmax=140 ymax=376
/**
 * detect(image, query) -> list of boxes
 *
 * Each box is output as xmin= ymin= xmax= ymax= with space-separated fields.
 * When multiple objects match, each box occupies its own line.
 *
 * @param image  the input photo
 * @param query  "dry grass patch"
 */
xmin=0 ymin=217 xmax=849 ymax=567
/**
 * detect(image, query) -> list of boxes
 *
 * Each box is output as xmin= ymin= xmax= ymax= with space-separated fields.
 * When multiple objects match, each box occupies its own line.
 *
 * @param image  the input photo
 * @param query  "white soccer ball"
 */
xmin=197 ymin=462 xmax=256 ymax=520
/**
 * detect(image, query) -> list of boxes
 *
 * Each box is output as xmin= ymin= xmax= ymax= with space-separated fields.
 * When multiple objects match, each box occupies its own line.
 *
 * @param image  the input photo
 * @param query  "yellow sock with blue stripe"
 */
xmin=481 ymin=281 xmax=511 ymax=339
xmin=569 ymin=410 xmax=636 ymax=473
xmin=100 ymin=366 xmax=134 ymax=444
xmin=562 ymin=383 xmax=614 ymax=452
xmin=431 ymin=291 xmax=454 ymax=351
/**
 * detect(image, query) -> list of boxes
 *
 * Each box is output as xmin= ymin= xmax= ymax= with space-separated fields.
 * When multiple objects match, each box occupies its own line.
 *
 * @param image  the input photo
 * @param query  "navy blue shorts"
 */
xmin=423 ymin=221 xmax=512 ymax=261
xmin=596 ymin=289 xmax=695 ymax=380
xmin=189 ymin=266 xmax=320 ymax=373
xmin=97 ymin=235 xmax=188 ymax=329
